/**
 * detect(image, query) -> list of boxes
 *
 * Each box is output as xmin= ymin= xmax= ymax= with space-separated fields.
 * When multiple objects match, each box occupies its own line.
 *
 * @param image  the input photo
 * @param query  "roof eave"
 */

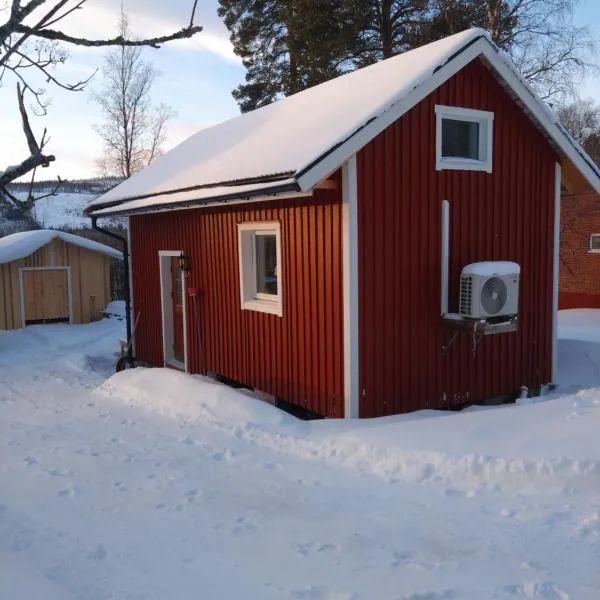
xmin=89 ymin=180 xmax=305 ymax=217
xmin=85 ymin=171 xmax=297 ymax=216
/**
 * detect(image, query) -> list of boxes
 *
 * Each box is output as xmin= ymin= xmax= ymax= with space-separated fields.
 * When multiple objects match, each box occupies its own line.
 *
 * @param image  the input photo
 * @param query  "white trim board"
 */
xmin=297 ymin=37 xmax=600 ymax=194
xmin=18 ymin=266 xmax=73 ymax=328
xmin=158 ymin=250 xmax=189 ymax=372
xmin=342 ymin=156 xmax=359 ymax=419
xmin=551 ymin=162 xmax=561 ymax=383
xmin=126 ymin=216 xmax=136 ymax=356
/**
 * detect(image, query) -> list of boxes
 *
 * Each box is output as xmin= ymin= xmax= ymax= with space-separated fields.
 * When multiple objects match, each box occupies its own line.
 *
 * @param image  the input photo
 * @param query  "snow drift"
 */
xmin=97 ymin=367 xmax=600 ymax=493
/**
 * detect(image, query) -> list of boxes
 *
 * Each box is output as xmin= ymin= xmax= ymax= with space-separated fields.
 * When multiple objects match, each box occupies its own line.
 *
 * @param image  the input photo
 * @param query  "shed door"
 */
xmin=22 ymin=269 xmax=70 ymax=325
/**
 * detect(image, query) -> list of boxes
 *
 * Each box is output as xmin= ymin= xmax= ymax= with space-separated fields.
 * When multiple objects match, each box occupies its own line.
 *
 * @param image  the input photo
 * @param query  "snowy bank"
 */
xmin=103 ymin=300 xmax=126 ymax=320
xmin=2 ymin=315 xmax=599 ymax=599
xmin=97 ymin=367 xmax=600 ymax=493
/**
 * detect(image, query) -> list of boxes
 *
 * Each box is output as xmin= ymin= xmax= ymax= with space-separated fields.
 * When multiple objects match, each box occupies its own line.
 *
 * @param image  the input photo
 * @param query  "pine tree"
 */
xmin=356 ymin=0 xmax=429 ymax=63
xmin=218 ymin=0 xmax=366 ymax=112
xmin=220 ymin=0 xmax=593 ymax=110
xmin=417 ymin=0 xmax=516 ymax=51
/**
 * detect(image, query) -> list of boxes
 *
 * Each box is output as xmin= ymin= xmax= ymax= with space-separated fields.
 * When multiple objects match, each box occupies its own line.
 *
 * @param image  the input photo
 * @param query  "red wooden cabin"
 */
xmin=89 ymin=29 xmax=600 ymax=418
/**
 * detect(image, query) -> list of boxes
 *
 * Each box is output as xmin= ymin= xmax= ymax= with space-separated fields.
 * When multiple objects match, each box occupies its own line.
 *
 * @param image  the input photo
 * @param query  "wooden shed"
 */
xmin=0 ymin=230 xmax=122 ymax=329
xmin=88 ymin=29 xmax=600 ymax=418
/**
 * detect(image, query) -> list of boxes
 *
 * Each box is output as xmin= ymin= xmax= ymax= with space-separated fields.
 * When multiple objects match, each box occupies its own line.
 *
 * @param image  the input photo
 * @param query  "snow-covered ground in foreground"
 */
xmin=1 ymin=311 xmax=599 ymax=599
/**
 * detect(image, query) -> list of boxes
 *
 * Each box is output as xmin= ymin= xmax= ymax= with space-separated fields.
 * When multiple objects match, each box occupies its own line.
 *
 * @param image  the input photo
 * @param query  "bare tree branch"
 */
xmin=17 ymin=82 xmax=40 ymax=155
xmin=0 ymin=0 xmax=203 ymax=216
xmin=13 ymin=23 xmax=202 ymax=49
xmin=92 ymin=10 xmax=175 ymax=179
xmin=189 ymin=0 xmax=199 ymax=29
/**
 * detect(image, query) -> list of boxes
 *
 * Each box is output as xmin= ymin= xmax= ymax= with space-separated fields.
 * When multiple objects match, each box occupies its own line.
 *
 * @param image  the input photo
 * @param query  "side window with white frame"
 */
xmin=435 ymin=105 xmax=494 ymax=173
xmin=590 ymin=234 xmax=600 ymax=252
xmin=238 ymin=222 xmax=283 ymax=316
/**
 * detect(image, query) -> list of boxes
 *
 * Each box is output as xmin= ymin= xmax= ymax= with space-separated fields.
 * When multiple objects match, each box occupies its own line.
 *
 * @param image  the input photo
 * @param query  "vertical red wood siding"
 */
xmin=357 ymin=59 xmax=557 ymax=417
xmin=129 ymin=188 xmax=345 ymax=417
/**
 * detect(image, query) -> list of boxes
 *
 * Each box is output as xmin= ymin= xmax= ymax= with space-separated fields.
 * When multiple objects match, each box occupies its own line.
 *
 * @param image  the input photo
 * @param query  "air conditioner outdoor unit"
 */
xmin=459 ymin=262 xmax=520 ymax=319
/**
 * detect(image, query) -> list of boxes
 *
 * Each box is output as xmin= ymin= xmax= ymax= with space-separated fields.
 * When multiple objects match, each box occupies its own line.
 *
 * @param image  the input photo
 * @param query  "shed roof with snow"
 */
xmin=0 ymin=230 xmax=122 ymax=265
xmin=88 ymin=28 xmax=600 ymax=217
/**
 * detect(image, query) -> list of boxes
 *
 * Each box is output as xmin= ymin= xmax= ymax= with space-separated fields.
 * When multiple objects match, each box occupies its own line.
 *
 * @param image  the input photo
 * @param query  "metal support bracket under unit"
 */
xmin=441 ymin=314 xmax=518 ymax=357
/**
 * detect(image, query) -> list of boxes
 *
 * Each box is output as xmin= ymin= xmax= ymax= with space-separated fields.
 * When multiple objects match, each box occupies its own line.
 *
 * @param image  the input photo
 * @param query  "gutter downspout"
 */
xmin=91 ymin=215 xmax=133 ymax=368
xmin=441 ymin=199 xmax=450 ymax=316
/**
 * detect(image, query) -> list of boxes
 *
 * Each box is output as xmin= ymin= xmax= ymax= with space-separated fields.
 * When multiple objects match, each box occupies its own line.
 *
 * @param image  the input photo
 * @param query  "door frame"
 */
xmin=18 ymin=266 xmax=73 ymax=328
xmin=158 ymin=250 xmax=188 ymax=372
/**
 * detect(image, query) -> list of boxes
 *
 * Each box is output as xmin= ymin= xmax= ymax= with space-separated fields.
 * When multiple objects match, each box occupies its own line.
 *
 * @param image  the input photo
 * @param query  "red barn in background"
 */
xmin=88 ymin=29 xmax=600 ymax=418
xmin=560 ymin=193 xmax=600 ymax=309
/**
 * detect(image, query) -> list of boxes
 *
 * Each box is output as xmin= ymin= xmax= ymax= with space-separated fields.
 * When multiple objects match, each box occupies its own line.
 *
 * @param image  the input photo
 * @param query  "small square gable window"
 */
xmin=590 ymin=234 xmax=600 ymax=252
xmin=435 ymin=105 xmax=494 ymax=172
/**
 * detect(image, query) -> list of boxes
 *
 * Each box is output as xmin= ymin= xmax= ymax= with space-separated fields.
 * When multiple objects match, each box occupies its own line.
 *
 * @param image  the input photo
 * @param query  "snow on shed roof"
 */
xmin=0 ymin=230 xmax=122 ymax=265
xmin=89 ymin=28 xmax=600 ymax=216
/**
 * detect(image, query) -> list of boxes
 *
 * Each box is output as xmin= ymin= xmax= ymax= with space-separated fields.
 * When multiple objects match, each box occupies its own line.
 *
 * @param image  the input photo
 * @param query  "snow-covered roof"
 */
xmin=0 ymin=230 xmax=122 ymax=265
xmin=89 ymin=28 xmax=600 ymax=216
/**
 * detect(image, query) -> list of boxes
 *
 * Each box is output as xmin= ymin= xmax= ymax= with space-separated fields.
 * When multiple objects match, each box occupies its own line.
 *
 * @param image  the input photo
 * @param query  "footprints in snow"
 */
xmin=179 ymin=435 xmax=237 ymax=463
xmin=87 ymin=543 xmax=108 ymax=562
xmin=500 ymin=581 xmax=570 ymax=599
xmin=294 ymin=541 xmax=340 ymax=557
xmin=289 ymin=586 xmax=357 ymax=600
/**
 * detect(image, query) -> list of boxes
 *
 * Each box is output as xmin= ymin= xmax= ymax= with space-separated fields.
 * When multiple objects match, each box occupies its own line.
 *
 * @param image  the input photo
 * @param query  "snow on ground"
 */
xmin=556 ymin=309 xmax=600 ymax=389
xmin=102 ymin=300 xmax=126 ymax=319
xmin=1 ymin=311 xmax=599 ymax=599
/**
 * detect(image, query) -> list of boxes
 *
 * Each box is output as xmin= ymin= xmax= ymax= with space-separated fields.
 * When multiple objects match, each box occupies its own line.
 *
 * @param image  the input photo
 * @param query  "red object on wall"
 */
xmin=129 ymin=188 xmax=345 ymax=417
xmin=357 ymin=59 xmax=557 ymax=417
xmin=559 ymin=193 xmax=600 ymax=309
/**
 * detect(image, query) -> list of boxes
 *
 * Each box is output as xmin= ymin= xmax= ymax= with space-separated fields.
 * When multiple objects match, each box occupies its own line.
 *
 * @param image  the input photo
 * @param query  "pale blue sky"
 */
xmin=1 ymin=0 xmax=599 ymax=180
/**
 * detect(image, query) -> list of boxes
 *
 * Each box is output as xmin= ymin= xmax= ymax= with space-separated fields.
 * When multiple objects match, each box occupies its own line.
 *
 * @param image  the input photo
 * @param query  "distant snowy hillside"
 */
xmin=2 ymin=177 xmax=123 ymax=233
xmin=32 ymin=193 xmax=93 ymax=229
xmin=3 ymin=192 xmax=124 ymax=232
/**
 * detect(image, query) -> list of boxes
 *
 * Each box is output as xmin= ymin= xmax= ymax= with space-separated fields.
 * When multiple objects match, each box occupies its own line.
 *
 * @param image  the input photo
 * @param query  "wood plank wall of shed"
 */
xmin=0 ymin=238 xmax=111 ymax=329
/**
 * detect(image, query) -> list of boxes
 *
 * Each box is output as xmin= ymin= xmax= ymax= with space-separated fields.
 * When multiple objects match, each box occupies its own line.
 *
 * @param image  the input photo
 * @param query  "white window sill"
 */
xmin=588 ymin=250 xmax=600 ymax=254
xmin=436 ymin=158 xmax=492 ymax=172
xmin=241 ymin=298 xmax=283 ymax=316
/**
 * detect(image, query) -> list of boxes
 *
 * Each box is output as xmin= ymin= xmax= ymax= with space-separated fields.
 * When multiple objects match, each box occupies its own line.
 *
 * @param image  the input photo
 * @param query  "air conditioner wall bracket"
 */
xmin=441 ymin=314 xmax=518 ymax=357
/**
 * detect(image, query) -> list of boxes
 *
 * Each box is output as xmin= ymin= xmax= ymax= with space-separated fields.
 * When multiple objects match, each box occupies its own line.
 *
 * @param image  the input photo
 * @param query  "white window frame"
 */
xmin=237 ymin=222 xmax=283 ymax=316
xmin=589 ymin=234 xmax=600 ymax=253
xmin=435 ymin=105 xmax=494 ymax=173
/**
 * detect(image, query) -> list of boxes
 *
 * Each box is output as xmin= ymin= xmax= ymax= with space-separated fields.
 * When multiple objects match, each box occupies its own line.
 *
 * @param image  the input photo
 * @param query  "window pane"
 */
xmin=255 ymin=233 xmax=278 ymax=295
xmin=591 ymin=235 xmax=600 ymax=250
xmin=442 ymin=118 xmax=480 ymax=159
